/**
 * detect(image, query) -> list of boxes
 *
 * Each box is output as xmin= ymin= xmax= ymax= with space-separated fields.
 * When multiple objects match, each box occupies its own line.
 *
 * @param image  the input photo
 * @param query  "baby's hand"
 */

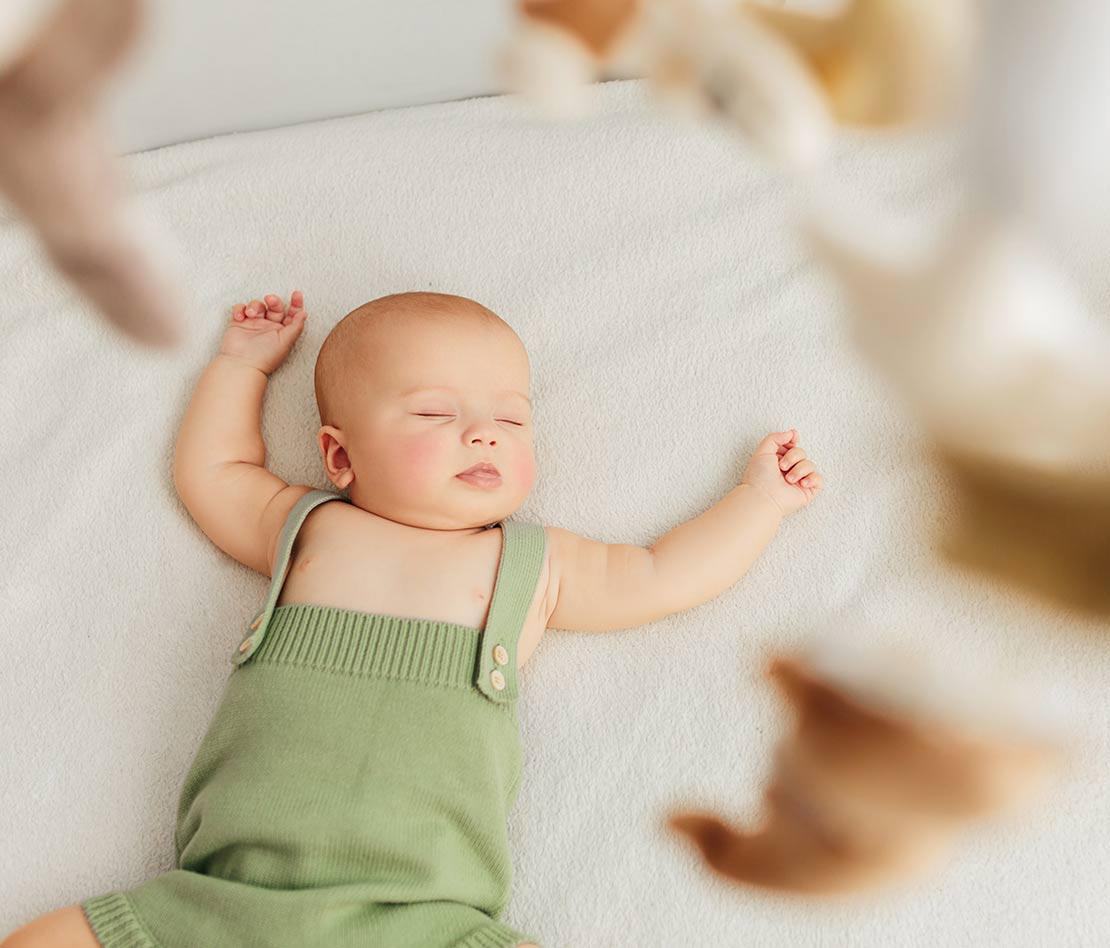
xmin=218 ymin=291 xmax=309 ymax=376
xmin=741 ymin=429 xmax=824 ymax=517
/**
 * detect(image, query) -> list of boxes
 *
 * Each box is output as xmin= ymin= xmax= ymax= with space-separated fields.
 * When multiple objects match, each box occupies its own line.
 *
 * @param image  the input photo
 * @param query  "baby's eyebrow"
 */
xmin=401 ymin=385 xmax=532 ymax=408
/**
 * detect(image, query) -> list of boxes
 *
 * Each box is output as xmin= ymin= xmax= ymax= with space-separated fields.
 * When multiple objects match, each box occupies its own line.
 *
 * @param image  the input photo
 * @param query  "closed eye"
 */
xmin=415 ymin=413 xmax=523 ymax=426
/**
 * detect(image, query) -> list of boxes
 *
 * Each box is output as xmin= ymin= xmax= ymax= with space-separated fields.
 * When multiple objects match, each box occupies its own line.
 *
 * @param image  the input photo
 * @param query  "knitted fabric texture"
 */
xmin=81 ymin=488 xmax=547 ymax=948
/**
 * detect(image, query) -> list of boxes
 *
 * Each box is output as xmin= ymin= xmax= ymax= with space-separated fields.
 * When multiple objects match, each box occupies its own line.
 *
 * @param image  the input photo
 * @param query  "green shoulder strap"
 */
xmin=232 ymin=488 xmax=348 ymax=666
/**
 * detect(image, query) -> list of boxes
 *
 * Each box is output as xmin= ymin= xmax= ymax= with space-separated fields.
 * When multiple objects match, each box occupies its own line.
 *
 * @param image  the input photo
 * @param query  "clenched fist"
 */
xmin=741 ymin=429 xmax=824 ymax=517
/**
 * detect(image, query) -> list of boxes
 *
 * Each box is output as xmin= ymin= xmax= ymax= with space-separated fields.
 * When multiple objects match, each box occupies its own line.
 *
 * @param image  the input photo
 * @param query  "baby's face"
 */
xmin=319 ymin=320 xmax=536 ymax=533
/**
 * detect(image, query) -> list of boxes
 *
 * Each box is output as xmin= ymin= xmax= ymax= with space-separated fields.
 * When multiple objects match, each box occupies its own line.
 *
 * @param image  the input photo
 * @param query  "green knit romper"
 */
xmin=81 ymin=488 xmax=547 ymax=948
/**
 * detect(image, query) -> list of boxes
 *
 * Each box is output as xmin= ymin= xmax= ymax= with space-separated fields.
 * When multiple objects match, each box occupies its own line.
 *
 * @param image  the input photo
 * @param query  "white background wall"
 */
xmin=103 ymin=0 xmax=525 ymax=154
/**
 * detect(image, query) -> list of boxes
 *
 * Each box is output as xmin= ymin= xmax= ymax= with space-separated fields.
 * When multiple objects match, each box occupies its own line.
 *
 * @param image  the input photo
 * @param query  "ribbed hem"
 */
xmin=81 ymin=893 xmax=157 ymax=948
xmin=455 ymin=922 xmax=541 ymax=948
xmin=82 ymin=888 xmax=538 ymax=948
xmin=252 ymin=603 xmax=484 ymax=688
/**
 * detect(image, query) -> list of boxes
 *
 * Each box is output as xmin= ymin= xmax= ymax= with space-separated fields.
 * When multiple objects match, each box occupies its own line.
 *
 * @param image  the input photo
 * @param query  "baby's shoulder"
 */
xmin=536 ymin=524 xmax=574 ymax=610
xmin=260 ymin=485 xmax=338 ymax=576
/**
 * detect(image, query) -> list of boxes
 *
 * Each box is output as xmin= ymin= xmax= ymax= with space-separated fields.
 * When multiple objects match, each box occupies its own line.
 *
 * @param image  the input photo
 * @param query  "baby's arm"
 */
xmin=648 ymin=484 xmax=784 ymax=616
xmin=547 ymin=430 xmax=821 ymax=632
xmin=173 ymin=293 xmax=310 ymax=576
xmin=546 ymin=485 xmax=782 ymax=634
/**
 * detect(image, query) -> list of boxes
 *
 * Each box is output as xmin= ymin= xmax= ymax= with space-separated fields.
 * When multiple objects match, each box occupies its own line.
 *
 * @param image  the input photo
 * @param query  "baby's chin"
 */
xmin=344 ymin=495 xmax=523 ymax=532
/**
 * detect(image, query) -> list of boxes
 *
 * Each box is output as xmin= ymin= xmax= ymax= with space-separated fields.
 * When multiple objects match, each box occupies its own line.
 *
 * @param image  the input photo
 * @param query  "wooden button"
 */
xmin=239 ymin=637 xmax=252 ymax=653
xmin=250 ymin=613 xmax=263 ymax=631
xmin=493 ymin=644 xmax=508 ymax=666
xmin=490 ymin=669 xmax=505 ymax=691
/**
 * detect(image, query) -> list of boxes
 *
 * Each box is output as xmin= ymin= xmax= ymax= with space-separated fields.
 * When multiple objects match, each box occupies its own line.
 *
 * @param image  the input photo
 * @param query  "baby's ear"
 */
xmin=317 ymin=426 xmax=351 ymax=486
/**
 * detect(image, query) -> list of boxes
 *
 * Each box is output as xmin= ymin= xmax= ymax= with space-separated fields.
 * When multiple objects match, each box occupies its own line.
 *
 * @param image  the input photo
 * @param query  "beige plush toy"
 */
xmin=666 ymin=642 xmax=1065 ymax=895
xmin=0 ymin=0 xmax=184 ymax=347
xmin=502 ymin=0 xmax=976 ymax=167
xmin=811 ymin=214 xmax=1110 ymax=619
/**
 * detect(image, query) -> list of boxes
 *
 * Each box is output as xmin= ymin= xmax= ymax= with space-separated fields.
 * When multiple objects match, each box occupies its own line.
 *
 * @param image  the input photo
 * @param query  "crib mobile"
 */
xmin=0 ymin=0 xmax=184 ymax=348
xmin=1 ymin=0 xmax=1105 ymax=904
xmin=504 ymin=0 xmax=1107 ymax=896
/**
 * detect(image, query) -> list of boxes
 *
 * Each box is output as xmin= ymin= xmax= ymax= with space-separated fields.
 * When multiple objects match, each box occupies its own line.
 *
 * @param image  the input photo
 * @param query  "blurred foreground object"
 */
xmin=666 ymin=642 xmax=1066 ymax=895
xmin=969 ymin=0 xmax=1110 ymax=243
xmin=804 ymin=0 xmax=1110 ymax=617
xmin=0 ymin=0 xmax=184 ymax=348
xmin=813 ymin=215 xmax=1110 ymax=618
xmin=501 ymin=0 xmax=976 ymax=168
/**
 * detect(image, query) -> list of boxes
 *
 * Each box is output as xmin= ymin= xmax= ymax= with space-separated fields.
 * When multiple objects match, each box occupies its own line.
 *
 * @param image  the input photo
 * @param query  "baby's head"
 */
xmin=313 ymin=292 xmax=536 ymax=533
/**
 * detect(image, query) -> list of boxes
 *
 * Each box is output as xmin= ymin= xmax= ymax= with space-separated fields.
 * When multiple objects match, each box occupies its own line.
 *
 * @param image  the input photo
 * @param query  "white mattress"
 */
xmin=2 ymin=78 xmax=1108 ymax=946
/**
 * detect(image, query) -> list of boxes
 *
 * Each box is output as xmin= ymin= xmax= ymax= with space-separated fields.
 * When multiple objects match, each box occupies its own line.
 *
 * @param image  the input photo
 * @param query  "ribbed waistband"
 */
xmin=245 ymin=603 xmax=483 ymax=689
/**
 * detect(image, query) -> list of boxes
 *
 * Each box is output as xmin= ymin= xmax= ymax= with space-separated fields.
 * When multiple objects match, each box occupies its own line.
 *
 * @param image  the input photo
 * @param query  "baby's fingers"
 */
xmin=263 ymin=295 xmax=286 ymax=322
xmin=779 ymin=446 xmax=806 ymax=472
xmin=785 ymin=460 xmax=815 ymax=484
xmin=758 ymin=430 xmax=796 ymax=458
xmin=799 ymin=471 xmax=823 ymax=490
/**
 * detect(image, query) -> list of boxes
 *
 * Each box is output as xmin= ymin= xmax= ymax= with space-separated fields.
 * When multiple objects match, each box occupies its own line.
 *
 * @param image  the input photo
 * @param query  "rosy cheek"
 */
xmin=400 ymin=435 xmax=444 ymax=481
xmin=515 ymin=453 xmax=537 ymax=488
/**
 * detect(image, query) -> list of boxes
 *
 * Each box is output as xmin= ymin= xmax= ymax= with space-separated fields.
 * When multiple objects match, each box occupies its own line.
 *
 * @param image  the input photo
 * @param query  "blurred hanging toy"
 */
xmin=812 ymin=214 xmax=1110 ymax=619
xmin=505 ymin=0 xmax=1110 ymax=617
xmin=666 ymin=641 xmax=1066 ymax=895
xmin=804 ymin=0 xmax=1110 ymax=618
xmin=501 ymin=0 xmax=976 ymax=168
xmin=0 ymin=0 xmax=184 ymax=347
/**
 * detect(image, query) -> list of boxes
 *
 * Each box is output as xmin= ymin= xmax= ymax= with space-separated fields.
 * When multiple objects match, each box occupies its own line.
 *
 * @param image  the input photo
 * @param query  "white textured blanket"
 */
xmin=2 ymin=78 xmax=1107 ymax=945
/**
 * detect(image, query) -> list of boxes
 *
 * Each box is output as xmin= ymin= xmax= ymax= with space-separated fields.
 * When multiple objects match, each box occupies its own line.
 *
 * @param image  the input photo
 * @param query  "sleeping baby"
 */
xmin=4 ymin=290 xmax=822 ymax=948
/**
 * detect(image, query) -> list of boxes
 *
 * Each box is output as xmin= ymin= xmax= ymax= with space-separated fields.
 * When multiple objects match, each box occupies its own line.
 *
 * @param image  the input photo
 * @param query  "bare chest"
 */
xmin=275 ymin=505 xmax=550 ymax=671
